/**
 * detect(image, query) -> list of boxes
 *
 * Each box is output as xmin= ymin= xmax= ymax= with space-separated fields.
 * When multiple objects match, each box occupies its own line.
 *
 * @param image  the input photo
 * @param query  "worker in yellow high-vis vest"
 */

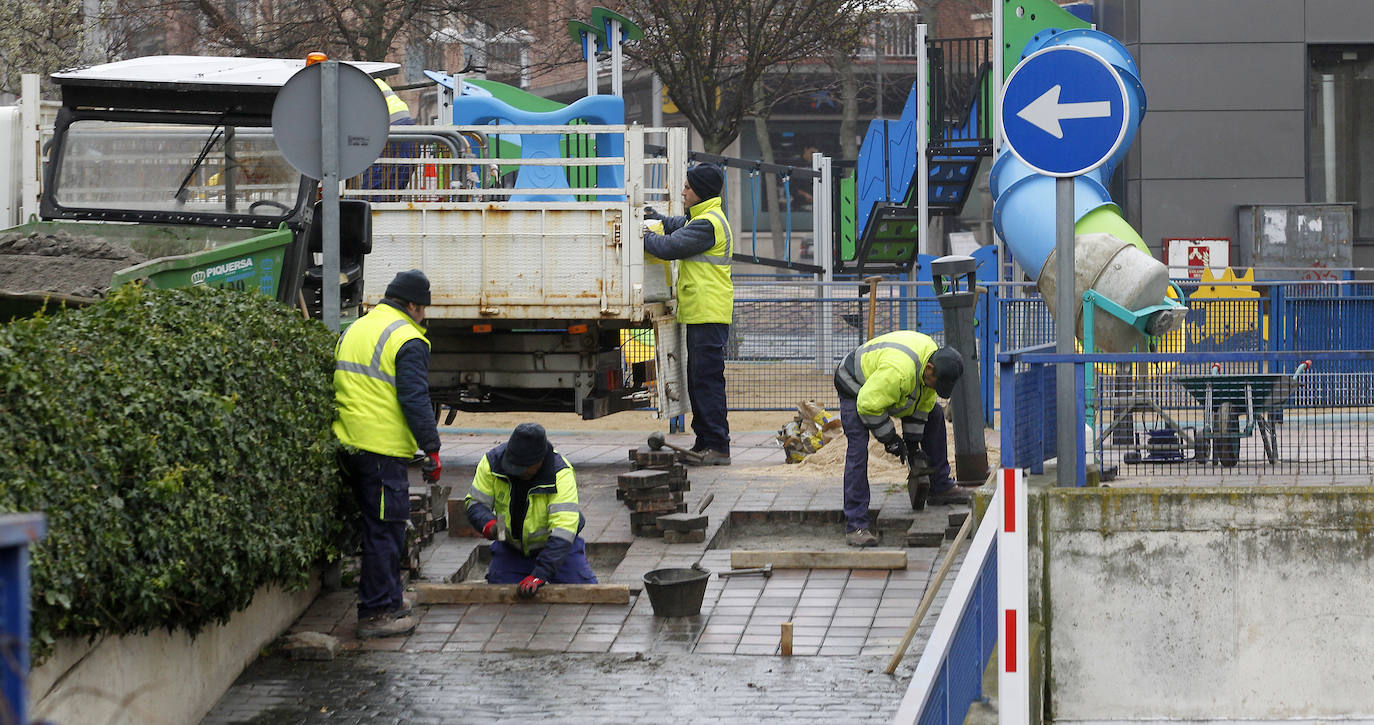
xmin=362 ymin=77 xmax=417 ymax=195
xmin=333 ymin=269 xmax=441 ymax=639
xmin=643 ymin=163 xmax=733 ymax=465
xmin=833 ymin=331 xmax=970 ymax=548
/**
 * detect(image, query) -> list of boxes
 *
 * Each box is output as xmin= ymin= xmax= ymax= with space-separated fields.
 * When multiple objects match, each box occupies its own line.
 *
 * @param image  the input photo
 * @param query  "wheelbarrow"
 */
xmin=1173 ymin=360 xmax=1311 ymax=467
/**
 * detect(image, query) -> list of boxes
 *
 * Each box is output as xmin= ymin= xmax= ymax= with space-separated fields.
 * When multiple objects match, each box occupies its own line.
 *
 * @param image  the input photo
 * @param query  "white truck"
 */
xmin=1 ymin=59 xmax=690 ymax=422
xmin=347 ymin=123 xmax=691 ymax=421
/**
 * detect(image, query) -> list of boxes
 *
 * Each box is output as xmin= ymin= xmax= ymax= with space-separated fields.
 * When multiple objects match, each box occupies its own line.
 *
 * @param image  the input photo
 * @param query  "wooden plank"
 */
xmin=413 ymin=582 xmax=631 ymax=605
xmin=730 ymin=550 xmax=908 ymax=570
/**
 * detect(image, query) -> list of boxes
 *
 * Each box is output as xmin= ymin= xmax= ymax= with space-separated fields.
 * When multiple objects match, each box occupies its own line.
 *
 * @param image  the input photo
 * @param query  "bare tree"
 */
xmin=114 ymin=0 xmax=517 ymax=63
xmin=620 ymin=0 xmax=884 ymax=154
xmin=0 ymin=0 xmax=86 ymax=95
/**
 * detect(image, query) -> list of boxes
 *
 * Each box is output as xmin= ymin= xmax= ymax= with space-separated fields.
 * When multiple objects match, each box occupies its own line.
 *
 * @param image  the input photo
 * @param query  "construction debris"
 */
xmin=777 ymin=400 xmax=843 ymax=463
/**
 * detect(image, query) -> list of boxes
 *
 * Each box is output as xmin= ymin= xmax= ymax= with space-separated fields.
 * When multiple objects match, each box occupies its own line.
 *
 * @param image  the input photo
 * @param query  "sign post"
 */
xmin=1001 ymin=46 xmax=1130 ymax=487
xmin=272 ymin=61 xmax=389 ymax=331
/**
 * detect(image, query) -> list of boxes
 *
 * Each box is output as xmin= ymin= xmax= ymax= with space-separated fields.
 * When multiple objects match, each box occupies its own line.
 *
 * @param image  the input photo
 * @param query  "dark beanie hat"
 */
xmin=929 ymin=347 xmax=964 ymax=398
xmin=502 ymin=422 xmax=549 ymax=472
xmin=385 ymin=269 xmax=431 ymax=306
xmin=686 ymin=163 xmax=723 ymax=200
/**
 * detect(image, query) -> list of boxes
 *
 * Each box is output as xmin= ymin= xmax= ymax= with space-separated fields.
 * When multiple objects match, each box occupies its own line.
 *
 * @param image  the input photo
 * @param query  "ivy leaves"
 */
xmin=0 ymin=284 xmax=343 ymax=662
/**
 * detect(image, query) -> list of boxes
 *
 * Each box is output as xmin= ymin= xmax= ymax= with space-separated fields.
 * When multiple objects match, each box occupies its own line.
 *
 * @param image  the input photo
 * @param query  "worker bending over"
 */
xmin=464 ymin=423 xmax=598 ymax=597
xmin=834 ymin=331 xmax=970 ymax=548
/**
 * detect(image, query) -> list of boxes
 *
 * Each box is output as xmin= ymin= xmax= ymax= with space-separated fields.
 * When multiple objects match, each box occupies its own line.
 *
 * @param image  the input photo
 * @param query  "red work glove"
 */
xmin=517 ymin=575 xmax=545 ymax=599
xmin=421 ymin=451 xmax=442 ymax=482
xmin=481 ymin=520 xmax=499 ymax=541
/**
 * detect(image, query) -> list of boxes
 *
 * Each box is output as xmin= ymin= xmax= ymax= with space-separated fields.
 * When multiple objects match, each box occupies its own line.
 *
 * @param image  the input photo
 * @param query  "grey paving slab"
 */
xmin=203 ymin=426 xmax=975 ymax=724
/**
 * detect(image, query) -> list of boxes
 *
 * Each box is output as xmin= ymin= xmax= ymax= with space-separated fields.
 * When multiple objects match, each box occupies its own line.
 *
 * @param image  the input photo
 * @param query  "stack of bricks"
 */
xmin=404 ymin=482 xmax=451 ymax=575
xmin=619 ymin=447 xmax=690 ymax=536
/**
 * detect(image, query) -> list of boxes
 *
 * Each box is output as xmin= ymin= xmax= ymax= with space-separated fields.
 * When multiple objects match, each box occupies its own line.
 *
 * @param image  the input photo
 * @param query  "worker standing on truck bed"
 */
xmin=360 ymin=78 xmax=417 ymax=195
xmin=833 ymin=331 xmax=970 ymax=548
xmin=643 ymin=163 xmax=733 ymax=465
xmin=464 ymin=423 xmax=598 ymax=596
xmin=333 ymin=269 xmax=443 ymax=638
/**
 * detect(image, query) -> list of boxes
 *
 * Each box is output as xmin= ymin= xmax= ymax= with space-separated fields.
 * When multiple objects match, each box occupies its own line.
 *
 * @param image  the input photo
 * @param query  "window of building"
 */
xmin=1309 ymin=46 xmax=1374 ymax=241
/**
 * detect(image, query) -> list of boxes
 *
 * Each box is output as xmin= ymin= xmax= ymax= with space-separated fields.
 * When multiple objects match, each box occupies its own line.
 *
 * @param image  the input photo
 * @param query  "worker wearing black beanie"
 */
xmin=686 ymin=163 xmax=724 ymax=201
xmin=641 ymin=163 xmax=734 ymax=465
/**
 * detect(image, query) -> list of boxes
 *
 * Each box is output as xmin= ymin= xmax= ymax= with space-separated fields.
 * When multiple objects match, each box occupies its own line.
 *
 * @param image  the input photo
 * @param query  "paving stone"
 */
xmin=662 ymin=529 xmax=706 ymax=544
xmin=617 ymin=469 xmax=671 ymax=489
xmin=655 ymin=512 xmax=709 ymax=531
xmin=278 ymin=632 xmax=339 ymax=661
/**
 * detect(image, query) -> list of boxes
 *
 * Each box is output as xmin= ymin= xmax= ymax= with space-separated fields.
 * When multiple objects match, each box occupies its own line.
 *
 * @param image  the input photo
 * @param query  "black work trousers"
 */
xmin=686 ymin=322 xmax=731 ymax=454
xmin=340 ymin=449 xmax=410 ymax=618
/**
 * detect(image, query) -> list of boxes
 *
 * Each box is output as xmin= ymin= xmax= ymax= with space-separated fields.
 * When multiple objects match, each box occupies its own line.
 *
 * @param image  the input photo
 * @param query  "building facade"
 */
xmin=1099 ymin=0 xmax=1374 ymax=272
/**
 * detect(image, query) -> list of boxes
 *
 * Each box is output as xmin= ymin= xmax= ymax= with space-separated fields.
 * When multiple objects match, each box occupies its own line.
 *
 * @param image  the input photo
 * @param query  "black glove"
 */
xmin=644 ymin=206 xmax=665 ymax=221
xmin=906 ymin=449 xmax=931 ymax=476
xmin=881 ymin=436 xmax=906 ymax=464
xmin=421 ymin=451 xmax=442 ymax=482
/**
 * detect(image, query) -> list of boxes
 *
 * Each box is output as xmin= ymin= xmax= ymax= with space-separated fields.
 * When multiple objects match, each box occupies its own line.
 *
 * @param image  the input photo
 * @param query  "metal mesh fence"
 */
xmin=1094 ymin=366 xmax=1372 ymax=478
xmin=726 ymin=281 xmax=947 ymax=410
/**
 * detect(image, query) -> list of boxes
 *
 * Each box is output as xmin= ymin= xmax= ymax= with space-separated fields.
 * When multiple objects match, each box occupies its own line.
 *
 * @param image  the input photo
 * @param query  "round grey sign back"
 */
xmin=271 ymin=62 xmax=389 ymax=180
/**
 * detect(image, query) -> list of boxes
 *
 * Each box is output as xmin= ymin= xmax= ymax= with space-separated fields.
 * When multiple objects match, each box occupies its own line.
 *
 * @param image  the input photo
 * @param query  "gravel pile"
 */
xmin=0 ymin=229 xmax=147 ymax=297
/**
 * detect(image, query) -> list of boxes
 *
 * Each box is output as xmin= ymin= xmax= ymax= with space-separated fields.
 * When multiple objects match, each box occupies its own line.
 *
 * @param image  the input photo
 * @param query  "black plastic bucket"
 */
xmin=641 ymin=567 xmax=711 ymax=617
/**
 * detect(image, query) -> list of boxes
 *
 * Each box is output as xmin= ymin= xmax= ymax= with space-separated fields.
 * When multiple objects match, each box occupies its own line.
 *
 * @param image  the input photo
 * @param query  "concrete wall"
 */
xmin=1098 ymin=0 xmax=1374 ymax=269
xmin=27 ymin=578 xmax=319 ymax=725
xmin=1041 ymin=486 xmax=1374 ymax=722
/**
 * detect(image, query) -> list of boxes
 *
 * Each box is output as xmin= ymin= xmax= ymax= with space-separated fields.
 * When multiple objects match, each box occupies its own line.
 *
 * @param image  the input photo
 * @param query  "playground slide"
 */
xmin=426 ymin=71 xmax=625 ymax=201
xmin=990 ymin=28 xmax=1184 ymax=352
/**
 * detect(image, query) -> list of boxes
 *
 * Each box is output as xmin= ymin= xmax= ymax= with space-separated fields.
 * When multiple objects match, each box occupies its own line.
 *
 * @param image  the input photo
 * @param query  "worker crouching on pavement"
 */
xmin=833 ymin=331 xmax=970 ymax=548
xmin=333 ymin=269 xmax=443 ymax=638
xmin=642 ymin=163 xmax=733 ymax=465
xmin=464 ymin=423 xmax=598 ymax=597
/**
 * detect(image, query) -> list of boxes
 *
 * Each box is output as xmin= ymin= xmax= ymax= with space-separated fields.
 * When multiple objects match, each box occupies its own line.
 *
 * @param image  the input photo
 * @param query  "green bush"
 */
xmin=0 ymin=285 xmax=344 ymax=662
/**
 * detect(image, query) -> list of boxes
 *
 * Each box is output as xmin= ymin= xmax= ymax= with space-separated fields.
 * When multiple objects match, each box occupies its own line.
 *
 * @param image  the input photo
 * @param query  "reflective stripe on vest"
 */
xmin=332 ymin=303 xmax=429 ymax=457
xmin=844 ymin=338 xmax=930 ymax=418
xmin=676 ymin=197 xmax=734 ymax=324
xmin=464 ymin=453 xmax=582 ymax=556
xmin=375 ymin=79 xmax=411 ymax=123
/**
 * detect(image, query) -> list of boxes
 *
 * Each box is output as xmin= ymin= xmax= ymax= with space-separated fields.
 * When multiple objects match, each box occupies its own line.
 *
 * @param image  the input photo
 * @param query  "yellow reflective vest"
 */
xmin=464 ymin=450 xmax=582 ymax=556
xmin=676 ymin=197 xmax=733 ymax=324
xmin=841 ymin=330 xmax=940 ymax=422
xmin=374 ymin=79 xmax=411 ymax=123
xmin=332 ymin=302 xmax=430 ymax=458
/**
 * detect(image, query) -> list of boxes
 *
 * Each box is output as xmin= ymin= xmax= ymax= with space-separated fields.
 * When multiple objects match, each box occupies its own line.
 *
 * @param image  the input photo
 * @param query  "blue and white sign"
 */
xmin=1001 ymin=46 xmax=1129 ymax=177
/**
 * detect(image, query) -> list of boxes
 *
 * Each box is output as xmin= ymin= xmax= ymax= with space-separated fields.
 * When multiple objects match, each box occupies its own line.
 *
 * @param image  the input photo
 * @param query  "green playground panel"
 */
xmin=840 ymin=174 xmax=857 ymax=261
xmin=1002 ymin=0 xmax=1090 ymax=78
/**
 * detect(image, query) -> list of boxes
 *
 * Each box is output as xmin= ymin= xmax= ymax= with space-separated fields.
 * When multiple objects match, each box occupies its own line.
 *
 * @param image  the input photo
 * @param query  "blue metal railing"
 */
xmin=893 ymin=494 xmax=1000 ymax=724
xmin=1 ymin=513 xmax=47 ymax=725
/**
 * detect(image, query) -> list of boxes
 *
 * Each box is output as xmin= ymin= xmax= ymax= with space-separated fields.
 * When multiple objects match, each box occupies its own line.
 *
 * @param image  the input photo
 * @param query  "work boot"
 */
xmin=688 ymin=450 xmax=731 ymax=466
xmin=845 ymin=528 xmax=879 ymax=547
xmin=926 ymin=486 xmax=972 ymax=506
xmin=356 ymin=611 xmax=417 ymax=639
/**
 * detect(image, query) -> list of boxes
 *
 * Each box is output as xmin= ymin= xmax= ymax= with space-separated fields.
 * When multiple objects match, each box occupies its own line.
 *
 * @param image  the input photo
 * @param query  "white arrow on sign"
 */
xmin=1016 ymin=85 xmax=1111 ymax=139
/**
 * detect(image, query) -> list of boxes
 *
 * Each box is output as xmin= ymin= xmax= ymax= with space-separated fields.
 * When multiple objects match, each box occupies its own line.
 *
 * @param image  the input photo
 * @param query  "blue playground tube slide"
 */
xmin=990 ymin=29 xmax=1149 ymax=279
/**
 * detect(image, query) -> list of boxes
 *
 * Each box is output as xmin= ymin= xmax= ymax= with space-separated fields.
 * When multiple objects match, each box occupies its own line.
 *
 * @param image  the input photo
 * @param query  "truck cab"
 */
xmin=4 ymin=55 xmax=395 ymax=318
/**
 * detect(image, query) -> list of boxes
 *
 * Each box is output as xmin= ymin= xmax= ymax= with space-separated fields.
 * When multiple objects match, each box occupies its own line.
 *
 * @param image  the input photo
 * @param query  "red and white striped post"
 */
xmin=998 ymin=467 xmax=1029 ymax=724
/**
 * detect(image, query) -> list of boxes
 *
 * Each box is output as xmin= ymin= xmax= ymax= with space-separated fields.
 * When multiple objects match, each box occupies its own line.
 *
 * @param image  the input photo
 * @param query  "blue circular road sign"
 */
xmin=1001 ymin=46 xmax=1130 ymax=177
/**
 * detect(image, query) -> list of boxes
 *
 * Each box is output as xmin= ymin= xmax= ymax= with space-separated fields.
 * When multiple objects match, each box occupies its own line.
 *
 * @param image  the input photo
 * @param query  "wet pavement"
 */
xmin=201 ymin=427 xmax=976 ymax=723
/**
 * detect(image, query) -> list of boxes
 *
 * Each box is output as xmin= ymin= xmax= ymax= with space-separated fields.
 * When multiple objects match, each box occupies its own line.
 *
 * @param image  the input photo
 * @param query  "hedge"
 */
xmin=0 ymin=285 xmax=345 ymax=662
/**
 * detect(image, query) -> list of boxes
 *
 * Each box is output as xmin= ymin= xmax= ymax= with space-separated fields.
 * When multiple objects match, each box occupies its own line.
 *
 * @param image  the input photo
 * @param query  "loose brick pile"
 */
xmin=620 ymin=447 xmax=690 ymax=537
